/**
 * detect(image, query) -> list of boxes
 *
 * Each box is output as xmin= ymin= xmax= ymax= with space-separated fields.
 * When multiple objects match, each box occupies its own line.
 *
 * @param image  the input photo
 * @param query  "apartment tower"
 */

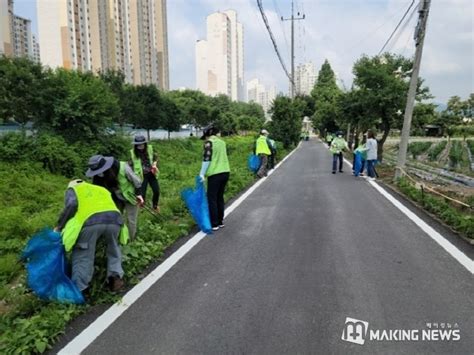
xmin=196 ymin=10 xmax=244 ymax=101
xmin=37 ymin=0 xmax=169 ymax=88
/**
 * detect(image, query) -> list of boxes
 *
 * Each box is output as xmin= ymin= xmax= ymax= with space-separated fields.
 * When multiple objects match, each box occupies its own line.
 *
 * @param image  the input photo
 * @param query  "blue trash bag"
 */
xmin=354 ymin=152 xmax=362 ymax=177
xmin=21 ymin=228 xmax=84 ymax=304
xmin=248 ymin=154 xmax=261 ymax=173
xmin=181 ymin=176 xmax=212 ymax=234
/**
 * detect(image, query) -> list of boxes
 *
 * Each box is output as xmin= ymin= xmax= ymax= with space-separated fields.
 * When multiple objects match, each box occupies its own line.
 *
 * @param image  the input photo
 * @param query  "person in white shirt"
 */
xmin=365 ymin=130 xmax=378 ymax=180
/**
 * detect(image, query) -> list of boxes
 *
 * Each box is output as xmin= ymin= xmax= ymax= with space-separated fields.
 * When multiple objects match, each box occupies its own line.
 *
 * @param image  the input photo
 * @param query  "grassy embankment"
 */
xmin=0 ymin=135 xmax=290 ymax=354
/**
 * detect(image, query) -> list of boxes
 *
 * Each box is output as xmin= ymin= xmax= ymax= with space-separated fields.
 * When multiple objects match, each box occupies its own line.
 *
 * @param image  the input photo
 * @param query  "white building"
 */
xmin=0 ymin=0 xmax=13 ymax=56
xmin=196 ymin=10 xmax=244 ymax=100
xmin=247 ymin=78 xmax=276 ymax=120
xmin=295 ymin=62 xmax=317 ymax=96
xmin=37 ymin=0 xmax=169 ymax=88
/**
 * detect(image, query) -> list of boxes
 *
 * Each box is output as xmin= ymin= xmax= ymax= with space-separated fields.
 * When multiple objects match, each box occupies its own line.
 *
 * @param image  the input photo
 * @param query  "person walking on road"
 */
xmin=330 ymin=131 xmax=348 ymax=174
xmin=199 ymin=125 xmax=230 ymax=231
xmin=55 ymin=179 xmax=127 ymax=294
xmin=255 ymin=129 xmax=272 ymax=178
xmin=86 ymin=155 xmax=144 ymax=241
xmin=365 ymin=130 xmax=378 ymax=180
xmin=130 ymin=135 xmax=160 ymax=213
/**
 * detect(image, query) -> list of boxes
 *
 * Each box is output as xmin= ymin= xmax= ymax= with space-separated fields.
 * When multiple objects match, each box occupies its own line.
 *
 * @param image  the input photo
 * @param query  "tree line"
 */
xmin=307 ymin=54 xmax=473 ymax=160
xmin=0 ymin=57 xmax=266 ymax=143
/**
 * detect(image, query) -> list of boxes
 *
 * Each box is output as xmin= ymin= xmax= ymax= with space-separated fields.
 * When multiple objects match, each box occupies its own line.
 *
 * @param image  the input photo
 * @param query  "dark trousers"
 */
xmin=257 ymin=154 xmax=268 ymax=177
xmin=332 ymin=153 xmax=343 ymax=172
xmin=367 ymin=160 xmax=376 ymax=178
xmin=268 ymin=151 xmax=276 ymax=169
xmin=207 ymin=172 xmax=229 ymax=227
xmin=141 ymin=172 xmax=160 ymax=208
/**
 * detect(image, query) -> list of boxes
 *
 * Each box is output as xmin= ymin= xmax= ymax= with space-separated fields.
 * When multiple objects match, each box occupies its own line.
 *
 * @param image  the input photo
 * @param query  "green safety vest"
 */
xmin=326 ymin=134 xmax=333 ymax=142
xmin=330 ymin=137 xmax=347 ymax=154
xmin=130 ymin=145 xmax=154 ymax=180
xmin=118 ymin=161 xmax=137 ymax=205
xmin=206 ymin=136 xmax=230 ymax=177
xmin=61 ymin=182 xmax=128 ymax=252
xmin=256 ymin=135 xmax=271 ymax=155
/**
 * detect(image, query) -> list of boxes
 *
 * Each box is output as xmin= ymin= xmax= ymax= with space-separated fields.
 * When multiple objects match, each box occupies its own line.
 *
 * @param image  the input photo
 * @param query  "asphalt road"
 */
xmin=80 ymin=139 xmax=473 ymax=354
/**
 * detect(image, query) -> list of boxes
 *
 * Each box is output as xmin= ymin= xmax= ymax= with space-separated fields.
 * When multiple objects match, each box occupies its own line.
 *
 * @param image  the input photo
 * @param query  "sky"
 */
xmin=13 ymin=0 xmax=474 ymax=103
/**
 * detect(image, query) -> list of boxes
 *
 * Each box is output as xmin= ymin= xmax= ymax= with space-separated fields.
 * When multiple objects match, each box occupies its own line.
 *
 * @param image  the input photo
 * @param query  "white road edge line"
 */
xmin=341 ymin=156 xmax=474 ymax=274
xmin=58 ymin=143 xmax=302 ymax=355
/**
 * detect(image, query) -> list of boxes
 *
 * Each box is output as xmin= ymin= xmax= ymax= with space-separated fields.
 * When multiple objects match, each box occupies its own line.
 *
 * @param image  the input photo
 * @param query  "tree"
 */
xmin=311 ymin=59 xmax=342 ymax=134
xmin=411 ymin=102 xmax=436 ymax=135
xmin=99 ymin=69 xmax=128 ymax=129
xmin=0 ymin=57 xmax=47 ymax=127
xmin=127 ymin=85 xmax=163 ymax=141
xmin=160 ymin=94 xmax=182 ymax=139
xmin=168 ymin=89 xmax=212 ymax=131
xmin=351 ymin=53 xmax=431 ymax=160
xmin=268 ymin=96 xmax=303 ymax=148
xmin=34 ymin=69 xmax=118 ymax=143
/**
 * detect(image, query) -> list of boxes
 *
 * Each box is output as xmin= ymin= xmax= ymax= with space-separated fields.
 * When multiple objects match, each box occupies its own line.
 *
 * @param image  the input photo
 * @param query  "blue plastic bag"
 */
xmin=248 ymin=154 xmax=261 ymax=173
xmin=354 ymin=151 xmax=362 ymax=177
xmin=21 ymin=229 xmax=84 ymax=304
xmin=181 ymin=176 xmax=212 ymax=234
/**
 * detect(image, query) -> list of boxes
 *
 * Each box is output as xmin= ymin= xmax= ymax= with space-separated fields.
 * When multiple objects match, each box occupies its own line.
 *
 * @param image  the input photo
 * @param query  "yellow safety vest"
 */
xmin=61 ymin=182 xmax=128 ymax=251
xmin=256 ymin=135 xmax=271 ymax=155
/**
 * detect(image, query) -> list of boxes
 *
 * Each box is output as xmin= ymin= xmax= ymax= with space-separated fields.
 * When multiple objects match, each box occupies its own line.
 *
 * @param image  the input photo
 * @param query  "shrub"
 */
xmin=428 ymin=141 xmax=447 ymax=161
xmin=408 ymin=142 xmax=432 ymax=159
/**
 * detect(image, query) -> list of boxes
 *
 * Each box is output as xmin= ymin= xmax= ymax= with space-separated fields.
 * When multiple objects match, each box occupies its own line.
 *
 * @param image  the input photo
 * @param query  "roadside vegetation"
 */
xmin=0 ymin=134 xmax=290 ymax=353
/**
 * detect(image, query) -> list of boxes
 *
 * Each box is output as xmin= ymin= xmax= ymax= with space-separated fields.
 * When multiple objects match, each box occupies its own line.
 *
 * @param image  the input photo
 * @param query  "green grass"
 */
xmin=0 ymin=135 xmax=291 ymax=353
xmin=397 ymin=178 xmax=473 ymax=239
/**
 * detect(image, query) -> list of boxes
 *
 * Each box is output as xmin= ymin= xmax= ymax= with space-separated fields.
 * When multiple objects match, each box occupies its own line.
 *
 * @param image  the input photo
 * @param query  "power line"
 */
xmin=272 ymin=0 xmax=290 ymax=58
xmin=256 ymin=0 xmax=295 ymax=88
xmin=378 ymin=0 xmax=415 ymax=55
xmin=386 ymin=6 xmax=418 ymax=54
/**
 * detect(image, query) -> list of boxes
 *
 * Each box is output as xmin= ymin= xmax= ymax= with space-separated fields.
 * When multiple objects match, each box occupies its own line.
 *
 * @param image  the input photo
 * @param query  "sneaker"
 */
xmin=108 ymin=276 xmax=124 ymax=292
xmin=368 ymin=177 xmax=376 ymax=181
xmin=153 ymin=206 xmax=160 ymax=214
xmin=218 ymin=224 xmax=225 ymax=228
xmin=212 ymin=226 xmax=219 ymax=231
xmin=339 ymin=170 xmax=343 ymax=173
xmin=332 ymin=171 xmax=336 ymax=174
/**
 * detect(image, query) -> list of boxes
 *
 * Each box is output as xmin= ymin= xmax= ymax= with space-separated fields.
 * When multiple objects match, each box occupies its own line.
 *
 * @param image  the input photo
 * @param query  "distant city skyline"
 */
xmin=10 ymin=0 xmax=474 ymax=103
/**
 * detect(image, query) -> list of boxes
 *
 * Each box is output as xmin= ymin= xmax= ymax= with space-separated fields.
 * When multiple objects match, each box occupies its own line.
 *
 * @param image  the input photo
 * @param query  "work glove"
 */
xmin=136 ymin=195 xmax=145 ymax=207
xmin=199 ymin=174 xmax=205 ymax=183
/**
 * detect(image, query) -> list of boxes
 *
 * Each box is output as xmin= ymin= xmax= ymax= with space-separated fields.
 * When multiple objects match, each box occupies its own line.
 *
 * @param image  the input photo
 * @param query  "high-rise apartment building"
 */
xmin=37 ymin=0 xmax=169 ymax=89
xmin=0 ymin=0 xmax=39 ymax=61
xmin=12 ymin=14 xmax=34 ymax=59
xmin=247 ymin=78 xmax=276 ymax=120
xmin=0 ymin=0 xmax=13 ymax=56
xmin=295 ymin=62 xmax=317 ymax=96
xmin=196 ymin=10 xmax=244 ymax=101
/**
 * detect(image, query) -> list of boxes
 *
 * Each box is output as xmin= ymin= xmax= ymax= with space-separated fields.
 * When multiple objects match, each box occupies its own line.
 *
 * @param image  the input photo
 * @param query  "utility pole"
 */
xmin=395 ymin=0 xmax=431 ymax=179
xmin=281 ymin=0 xmax=305 ymax=98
